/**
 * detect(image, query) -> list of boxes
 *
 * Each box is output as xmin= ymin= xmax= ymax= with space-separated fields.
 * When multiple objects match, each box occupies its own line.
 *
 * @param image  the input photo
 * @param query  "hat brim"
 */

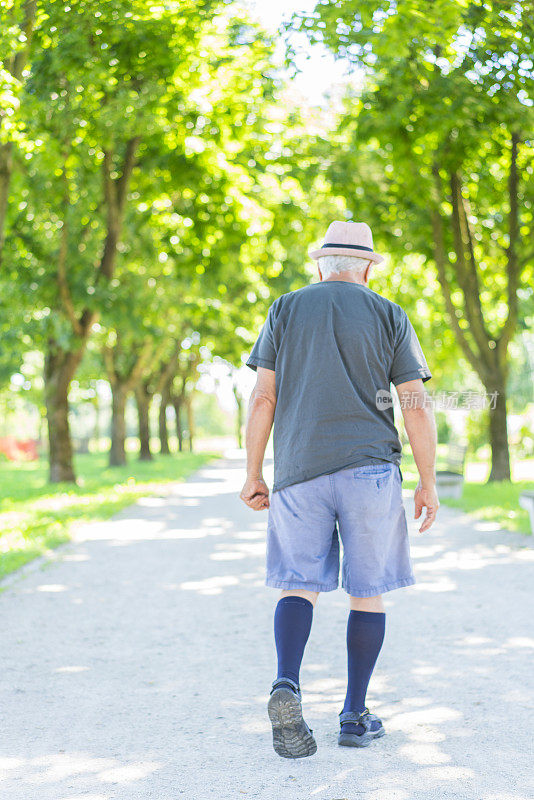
xmin=309 ymin=247 xmax=384 ymax=264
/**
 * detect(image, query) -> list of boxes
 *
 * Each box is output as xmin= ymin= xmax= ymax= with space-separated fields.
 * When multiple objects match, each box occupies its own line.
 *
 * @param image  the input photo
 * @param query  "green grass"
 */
xmin=2 ymin=445 xmax=531 ymax=583
xmin=0 ymin=450 xmax=220 ymax=580
xmin=441 ymin=480 xmax=533 ymax=533
xmin=400 ymin=451 xmax=533 ymax=534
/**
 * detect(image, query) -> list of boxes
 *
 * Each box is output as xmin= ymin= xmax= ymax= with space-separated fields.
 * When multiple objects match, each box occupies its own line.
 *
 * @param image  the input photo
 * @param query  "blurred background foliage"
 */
xmin=0 ymin=0 xmax=531 ymax=507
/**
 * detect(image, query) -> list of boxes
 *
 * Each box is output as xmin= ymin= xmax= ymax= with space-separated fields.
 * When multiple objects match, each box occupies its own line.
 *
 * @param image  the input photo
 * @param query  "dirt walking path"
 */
xmin=1 ymin=452 xmax=533 ymax=800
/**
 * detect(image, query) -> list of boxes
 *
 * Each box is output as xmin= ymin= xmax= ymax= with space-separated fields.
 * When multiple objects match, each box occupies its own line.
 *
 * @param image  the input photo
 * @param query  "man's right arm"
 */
xmin=396 ymin=378 xmax=439 ymax=532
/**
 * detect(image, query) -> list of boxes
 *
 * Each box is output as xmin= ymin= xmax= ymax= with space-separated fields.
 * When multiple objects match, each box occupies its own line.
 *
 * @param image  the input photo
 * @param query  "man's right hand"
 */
xmin=240 ymin=476 xmax=270 ymax=510
xmin=414 ymin=482 xmax=439 ymax=532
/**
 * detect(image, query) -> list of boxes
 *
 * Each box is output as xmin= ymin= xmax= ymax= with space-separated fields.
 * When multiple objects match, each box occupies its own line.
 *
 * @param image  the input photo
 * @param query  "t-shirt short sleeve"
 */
xmin=246 ymin=305 xmax=277 ymax=372
xmin=390 ymin=310 xmax=432 ymax=386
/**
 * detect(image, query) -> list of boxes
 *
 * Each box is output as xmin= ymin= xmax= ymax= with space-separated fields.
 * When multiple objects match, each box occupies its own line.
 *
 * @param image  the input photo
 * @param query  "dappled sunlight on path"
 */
xmin=1 ymin=453 xmax=532 ymax=799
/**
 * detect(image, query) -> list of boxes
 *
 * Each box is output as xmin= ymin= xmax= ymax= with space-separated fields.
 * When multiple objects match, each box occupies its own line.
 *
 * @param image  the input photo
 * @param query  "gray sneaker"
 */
xmin=338 ymin=708 xmax=386 ymax=748
xmin=267 ymin=678 xmax=317 ymax=759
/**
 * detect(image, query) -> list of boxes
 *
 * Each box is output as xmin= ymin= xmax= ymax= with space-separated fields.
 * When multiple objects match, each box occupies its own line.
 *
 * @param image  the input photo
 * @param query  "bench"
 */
xmin=436 ymin=443 xmax=467 ymax=499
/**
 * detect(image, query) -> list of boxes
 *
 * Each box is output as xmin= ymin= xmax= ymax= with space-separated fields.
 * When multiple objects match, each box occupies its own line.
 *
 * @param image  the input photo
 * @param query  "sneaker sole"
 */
xmin=338 ymin=726 xmax=386 ymax=748
xmin=267 ymin=688 xmax=317 ymax=759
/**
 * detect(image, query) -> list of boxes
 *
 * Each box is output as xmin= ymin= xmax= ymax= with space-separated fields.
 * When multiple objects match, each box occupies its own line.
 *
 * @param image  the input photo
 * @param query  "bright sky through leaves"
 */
xmin=240 ymin=0 xmax=360 ymax=105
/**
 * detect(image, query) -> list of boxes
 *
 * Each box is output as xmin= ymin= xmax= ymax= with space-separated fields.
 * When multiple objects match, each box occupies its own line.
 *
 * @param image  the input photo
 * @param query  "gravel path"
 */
xmin=1 ymin=451 xmax=533 ymax=800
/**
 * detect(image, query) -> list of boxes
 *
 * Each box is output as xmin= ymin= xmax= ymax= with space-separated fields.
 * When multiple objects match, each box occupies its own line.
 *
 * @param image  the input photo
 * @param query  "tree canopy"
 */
xmin=0 ymin=0 xmax=531 ymax=483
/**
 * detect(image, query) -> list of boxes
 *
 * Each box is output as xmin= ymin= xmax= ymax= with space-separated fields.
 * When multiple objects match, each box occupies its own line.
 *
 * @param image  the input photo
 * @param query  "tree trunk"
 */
xmin=39 ymin=408 xmax=47 ymax=452
xmin=159 ymin=390 xmax=170 ymax=454
xmin=109 ymin=384 xmax=128 ymax=467
xmin=186 ymin=395 xmax=194 ymax=453
xmin=92 ymin=384 xmax=101 ymax=451
xmin=233 ymin=384 xmax=244 ymax=449
xmin=487 ymin=377 xmax=511 ymax=482
xmin=43 ymin=345 xmax=84 ymax=482
xmin=172 ymin=398 xmax=183 ymax=452
xmin=431 ymin=163 xmax=516 ymax=483
xmin=136 ymin=387 xmax=153 ymax=461
xmin=0 ymin=142 xmax=13 ymax=264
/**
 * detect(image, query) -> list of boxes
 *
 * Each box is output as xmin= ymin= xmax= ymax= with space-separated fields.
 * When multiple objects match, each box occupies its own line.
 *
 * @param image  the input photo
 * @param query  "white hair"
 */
xmin=319 ymin=254 xmax=371 ymax=279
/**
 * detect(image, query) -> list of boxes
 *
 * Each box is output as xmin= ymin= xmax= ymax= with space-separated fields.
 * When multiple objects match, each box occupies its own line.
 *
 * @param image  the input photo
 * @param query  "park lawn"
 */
xmin=400 ymin=452 xmax=533 ymax=534
xmin=0 ymin=451 xmax=220 ymax=581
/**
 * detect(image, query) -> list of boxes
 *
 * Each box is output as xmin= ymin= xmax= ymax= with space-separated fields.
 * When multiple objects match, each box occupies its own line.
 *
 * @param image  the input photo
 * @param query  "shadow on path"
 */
xmin=1 ymin=452 xmax=533 ymax=800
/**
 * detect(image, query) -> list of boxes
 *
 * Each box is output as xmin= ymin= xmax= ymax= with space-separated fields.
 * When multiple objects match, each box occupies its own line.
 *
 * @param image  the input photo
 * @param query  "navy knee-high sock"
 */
xmin=342 ymin=610 xmax=386 ymax=732
xmin=273 ymin=596 xmax=314 ymax=689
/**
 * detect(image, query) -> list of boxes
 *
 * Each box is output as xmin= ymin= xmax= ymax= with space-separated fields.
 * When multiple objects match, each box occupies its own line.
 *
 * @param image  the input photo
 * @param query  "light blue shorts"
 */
xmin=266 ymin=462 xmax=415 ymax=597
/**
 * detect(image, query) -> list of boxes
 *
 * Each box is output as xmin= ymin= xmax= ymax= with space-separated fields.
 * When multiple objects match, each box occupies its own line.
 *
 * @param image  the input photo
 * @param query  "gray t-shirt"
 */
xmin=246 ymin=280 xmax=431 ymax=493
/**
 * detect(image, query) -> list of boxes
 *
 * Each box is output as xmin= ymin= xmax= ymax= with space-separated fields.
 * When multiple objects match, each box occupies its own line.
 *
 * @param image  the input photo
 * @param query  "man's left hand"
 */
xmin=240 ymin=477 xmax=270 ymax=510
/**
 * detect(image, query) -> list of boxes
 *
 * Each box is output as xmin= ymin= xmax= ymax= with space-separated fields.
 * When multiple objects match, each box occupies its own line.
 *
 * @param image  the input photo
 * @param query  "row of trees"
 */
xmin=1 ymin=0 xmax=531 ymax=483
xmin=0 ymin=0 xmax=340 ymax=480
xmin=289 ymin=0 xmax=533 ymax=480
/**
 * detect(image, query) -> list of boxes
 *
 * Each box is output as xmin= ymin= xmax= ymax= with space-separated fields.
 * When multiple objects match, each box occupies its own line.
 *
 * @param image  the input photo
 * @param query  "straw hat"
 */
xmin=309 ymin=221 xmax=384 ymax=264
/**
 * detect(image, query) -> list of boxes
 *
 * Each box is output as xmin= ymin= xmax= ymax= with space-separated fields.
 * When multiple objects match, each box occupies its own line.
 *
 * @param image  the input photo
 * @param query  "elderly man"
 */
xmin=240 ymin=221 xmax=438 ymax=759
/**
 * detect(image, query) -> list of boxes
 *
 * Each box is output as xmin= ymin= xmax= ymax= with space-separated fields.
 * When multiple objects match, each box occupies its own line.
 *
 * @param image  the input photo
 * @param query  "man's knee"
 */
xmin=280 ymin=589 xmax=320 ymax=607
xmin=349 ymin=594 xmax=384 ymax=612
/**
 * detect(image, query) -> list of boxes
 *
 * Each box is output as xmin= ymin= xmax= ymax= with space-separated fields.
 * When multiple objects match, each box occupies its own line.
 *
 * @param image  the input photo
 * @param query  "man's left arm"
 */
xmin=240 ymin=366 xmax=276 ymax=511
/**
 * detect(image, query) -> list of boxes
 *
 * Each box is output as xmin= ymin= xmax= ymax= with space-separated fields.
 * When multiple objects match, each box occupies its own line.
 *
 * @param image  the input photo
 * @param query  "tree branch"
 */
xmin=431 ymin=164 xmax=485 ymax=377
xmin=95 ymin=136 xmax=141 ymax=284
xmin=449 ymin=170 xmax=493 ymax=368
xmin=155 ymin=338 xmax=183 ymax=395
xmin=0 ymin=1 xmax=37 ymax=266
xmin=79 ymin=307 xmax=98 ymax=336
xmin=126 ymin=339 xmax=154 ymax=391
xmin=11 ymin=0 xmax=37 ymax=80
xmin=457 ymin=179 xmax=487 ymax=332
xmin=102 ymin=345 xmax=118 ymax=387
xmin=498 ymin=131 xmax=521 ymax=359
xmin=116 ymin=136 xmax=141 ymax=214
xmin=57 ymin=153 xmax=83 ymax=336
